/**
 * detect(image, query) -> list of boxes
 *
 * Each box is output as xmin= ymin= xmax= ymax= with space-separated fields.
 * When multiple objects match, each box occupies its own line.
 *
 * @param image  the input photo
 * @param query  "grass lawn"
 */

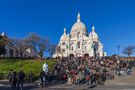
xmin=0 ymin=59 xmax=57 ymax=80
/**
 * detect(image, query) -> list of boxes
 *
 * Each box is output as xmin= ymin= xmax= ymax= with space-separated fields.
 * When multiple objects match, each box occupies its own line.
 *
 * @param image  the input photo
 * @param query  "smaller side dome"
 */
xmin=60 ymin=28 xmax=69 ymax=41
xmin=91 ymin=25 xmax=99 ymax=41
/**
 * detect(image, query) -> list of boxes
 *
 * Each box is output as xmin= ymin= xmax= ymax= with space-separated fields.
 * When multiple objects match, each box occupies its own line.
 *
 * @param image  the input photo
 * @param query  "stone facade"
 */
xmin=3 ymin=44 xmax=35 ymax=58
xmin=0 ymin=32 xmax=36 ymax=58
xmin=53 ymin=12 xmax=106 ymax=58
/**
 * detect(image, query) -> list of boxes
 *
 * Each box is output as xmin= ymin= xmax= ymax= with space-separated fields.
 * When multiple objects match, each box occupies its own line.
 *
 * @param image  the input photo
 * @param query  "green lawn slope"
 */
xmin=0 ymin=59 xmax=57 ymax=80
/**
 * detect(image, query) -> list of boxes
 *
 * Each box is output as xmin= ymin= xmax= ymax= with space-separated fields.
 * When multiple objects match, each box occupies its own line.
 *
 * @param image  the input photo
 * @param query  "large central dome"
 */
xmin=70 ymin=12 xmax=87 ymax=35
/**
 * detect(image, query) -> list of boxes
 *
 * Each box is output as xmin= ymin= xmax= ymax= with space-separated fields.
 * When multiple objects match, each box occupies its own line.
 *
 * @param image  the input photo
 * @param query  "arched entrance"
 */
xmin=84 ymin=53 xmax=89 ymax=58
xmin=69 ymin=53 xmax=74 ymax=57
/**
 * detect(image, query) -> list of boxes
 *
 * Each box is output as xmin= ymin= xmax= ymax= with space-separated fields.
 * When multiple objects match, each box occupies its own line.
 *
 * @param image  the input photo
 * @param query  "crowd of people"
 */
xmin=8 ymin=56 xmax=135 ymax=89
xmin=39 ymin=57 xmax=114 ymax=88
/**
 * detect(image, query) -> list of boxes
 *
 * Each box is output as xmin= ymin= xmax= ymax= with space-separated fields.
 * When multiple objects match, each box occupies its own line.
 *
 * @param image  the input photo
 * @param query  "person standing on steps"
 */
xmin=10 ymin=71 xmax=17 ymax=89
xmin=16 ymin=70 xmax=25 ymax=90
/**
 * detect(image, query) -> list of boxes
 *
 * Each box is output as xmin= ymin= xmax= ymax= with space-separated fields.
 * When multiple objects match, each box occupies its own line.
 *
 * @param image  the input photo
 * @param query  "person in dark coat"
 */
xmin=91 ymin=73 xmax=97 ymax=85
xmin=16 ymin=70 xmax=25 ymax=90
xmin=28 ymin=71 xmax=34 ymax=83
xmin=101 ymin=73 xmax=106 ymax=85
xmin=10 ymin=71 xmax=17 ymax=89
xmin=8 ymin=70 xmax=13 ymax=83
xmin=40 ymin=71 xmax=45 ymax=88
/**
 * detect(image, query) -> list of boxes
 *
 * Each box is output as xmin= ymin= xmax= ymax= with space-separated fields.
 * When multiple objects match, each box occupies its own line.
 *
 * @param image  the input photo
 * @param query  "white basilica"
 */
xmin=53 ymin=13 xmax=106 ymax=58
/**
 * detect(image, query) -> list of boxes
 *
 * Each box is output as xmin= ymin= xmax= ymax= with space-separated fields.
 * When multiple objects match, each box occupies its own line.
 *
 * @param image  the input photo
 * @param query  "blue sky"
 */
xmin=0 ymin=0 xmax=135 ymax=56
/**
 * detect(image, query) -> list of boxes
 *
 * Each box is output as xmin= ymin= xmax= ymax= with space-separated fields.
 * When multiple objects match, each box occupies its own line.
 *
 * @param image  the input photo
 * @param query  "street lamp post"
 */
xmin=117 ymin=45 xmax=120 ymax=57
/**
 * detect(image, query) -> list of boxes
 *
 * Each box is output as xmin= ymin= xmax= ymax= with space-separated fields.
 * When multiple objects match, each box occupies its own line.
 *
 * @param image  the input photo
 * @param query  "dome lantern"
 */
xmin=64 ymin=27 xmax=66 ymax=35
xmin=77 ymin=12 xmax=80 ymax=22
xmin=92 ymin=25 xmax=95 ymax=31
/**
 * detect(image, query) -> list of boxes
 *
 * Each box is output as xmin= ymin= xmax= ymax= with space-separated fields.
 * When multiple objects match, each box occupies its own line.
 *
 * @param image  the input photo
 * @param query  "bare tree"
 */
xmin=38 ymin=38 xmax=49 ymax=60
xmin=0 ymin=33 xmax=8 ymax=46
xmin=0 ymin=33 xmax=8 ymax=55
xmin=10 ymin=38 xmax=30 ymax=58
xmin=25 ymin=33 xmax=41 ymax=51
xmin=122 ymin=45 xmax=135 ymax=57
xmin=25 ymin=33 xmax=49 ymax=59
xmin=48 ymin=43 xmax=56 ymax=57
xmin=25 ymin=33 xmax=41 ymax=57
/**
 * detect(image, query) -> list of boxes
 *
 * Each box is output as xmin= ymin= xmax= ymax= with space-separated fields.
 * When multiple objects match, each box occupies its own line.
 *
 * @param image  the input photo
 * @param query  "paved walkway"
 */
xmin=1 ymin=83 xmax=135 ymax=90
xmin=1 ymin=81 xmax=135 ymax=90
